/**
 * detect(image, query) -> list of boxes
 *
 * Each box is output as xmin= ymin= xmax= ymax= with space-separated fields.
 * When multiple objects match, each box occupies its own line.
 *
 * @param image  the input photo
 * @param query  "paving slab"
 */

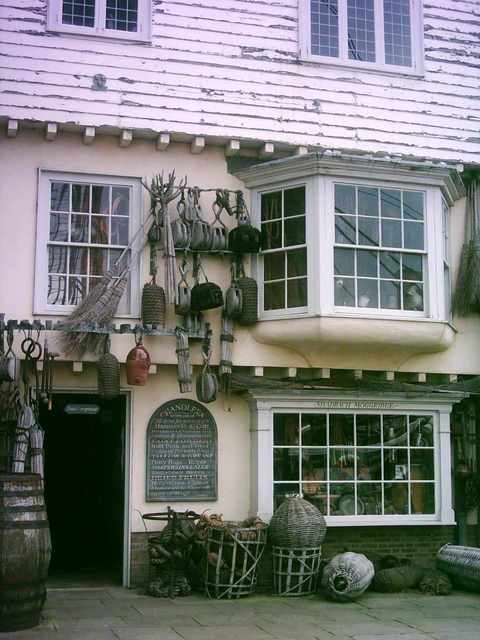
xmin=171 ymin=624 xmax=274 ymax=639
xmin=111 ymin=628 xmax=184 ymax=640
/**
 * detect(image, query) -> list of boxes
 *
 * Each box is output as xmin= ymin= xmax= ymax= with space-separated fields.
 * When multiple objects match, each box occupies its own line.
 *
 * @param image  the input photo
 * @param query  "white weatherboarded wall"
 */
xmin=1 ymin=0 xmax=480 ymax=163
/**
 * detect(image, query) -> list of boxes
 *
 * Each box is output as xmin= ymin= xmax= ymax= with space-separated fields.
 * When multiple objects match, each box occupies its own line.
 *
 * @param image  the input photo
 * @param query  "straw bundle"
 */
xmin=175 ymin=327 xmax=192 ymax=392
xmin=29 ymin=423 xmax=44 ymax=479
xmin=219 ymin=313 xmax=234 ymax=393
xmin=454 ymin=180 xmax=480 ymax=315
xmin=12 ymin=405 xmax=34 ymax=473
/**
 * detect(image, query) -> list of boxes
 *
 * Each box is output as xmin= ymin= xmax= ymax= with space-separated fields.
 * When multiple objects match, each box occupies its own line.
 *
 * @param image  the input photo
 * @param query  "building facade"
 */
xmin=1 ymin=0 xmax=480 ymax=586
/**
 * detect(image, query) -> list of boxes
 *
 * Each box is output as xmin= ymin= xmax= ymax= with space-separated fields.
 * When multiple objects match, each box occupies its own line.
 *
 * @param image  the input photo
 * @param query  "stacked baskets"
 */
xmin=269 ymin=497 xmax=327 ymax=596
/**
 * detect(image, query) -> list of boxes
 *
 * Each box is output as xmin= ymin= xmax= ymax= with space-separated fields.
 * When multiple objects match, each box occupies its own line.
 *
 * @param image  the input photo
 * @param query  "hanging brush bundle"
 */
xmin=190 ymin=253 xmax=224 ymax=311
xmin=235 ymin=257 xmax=258 ymax=325
xmin=97 ymin=335 xmax=120 ymax=399
xmin=175 ymin=327 xmax=192 ymax=393
xmin=228 ymin=190 xmax=261 ymax=254
xmin=454 ymin=179 xmax=480 ymax=315
xmin=219 ymin=312 xmax=234 ymax=393
xmin=196 ymin=323 xmax=218 ymax=404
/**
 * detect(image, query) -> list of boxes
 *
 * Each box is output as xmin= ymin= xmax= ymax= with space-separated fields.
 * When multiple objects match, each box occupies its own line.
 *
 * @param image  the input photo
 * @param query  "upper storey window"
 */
xmin=299 ymin=0 xmax=423 ymax=74
xmin=47 ymin=0 xmax=151 ymax=41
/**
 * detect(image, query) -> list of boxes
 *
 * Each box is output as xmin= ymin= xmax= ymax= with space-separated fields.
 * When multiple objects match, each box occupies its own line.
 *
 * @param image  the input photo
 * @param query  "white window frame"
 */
xmin=47 ymin=0 xmax=151 ymax=42
xmin=252 ymin=174 xmax=448 ymax=323
xmin=34 ymin=169 xmax=143 ymax=318
xmin=298 ymin=0 xmax=424 ymax=76
xmin=248 ymin=391 xmax=460 ymax=526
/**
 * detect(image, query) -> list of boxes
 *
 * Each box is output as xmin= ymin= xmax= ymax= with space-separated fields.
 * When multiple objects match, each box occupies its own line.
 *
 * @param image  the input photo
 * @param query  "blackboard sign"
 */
xmin=146 ymin=399 xmax=217 ymax=502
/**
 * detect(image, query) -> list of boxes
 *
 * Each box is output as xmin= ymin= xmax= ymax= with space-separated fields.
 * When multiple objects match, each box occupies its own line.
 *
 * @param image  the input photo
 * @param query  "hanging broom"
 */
xmin=29 ymin=422 xmax=45 ymax=480
xmin=454 ymin=180 xmax=480 ymax=315
xmin=175 ymin=327 xmax=192 ymax=393
xmin=11 ymin=405 xmax=34 ymax=473
xmin=219 ymin=312 xmax=234 ymax=393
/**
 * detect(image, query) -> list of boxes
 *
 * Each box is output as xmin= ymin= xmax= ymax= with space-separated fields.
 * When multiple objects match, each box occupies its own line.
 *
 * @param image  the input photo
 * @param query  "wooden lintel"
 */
xmin=295 ymin=145 xmax=309 ymax=156
xmin=156 ymin=132 xmax=170 ymax=151
xmin=190 ymin=136 xmax=205 ymax=154
xmin=45 ymin=123 xmax=58 ymax=141
xmin=7 ymin=120 xmax=18 ymax=138
xmin=72 ymin=361 xmax=83 ymax=373
xmin=260 ymin=142 xmax=275 ymax=158
xmin=449 ymin=374 xmax=458 ymax=383
xmin=225 ymin=139 xmax=240 ymax=157
xmin=83 ymin=126 xmax=95 ymax=145
xmin=119 ymin=130 xmax=133 ymax=148
xmin=287 ymin=367 xmax=297 ymax=378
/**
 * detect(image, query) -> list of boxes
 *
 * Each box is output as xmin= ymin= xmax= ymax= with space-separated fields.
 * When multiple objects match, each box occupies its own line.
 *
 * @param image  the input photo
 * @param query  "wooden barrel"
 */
xmin=0 ymin=473 xmax=51 ymax=632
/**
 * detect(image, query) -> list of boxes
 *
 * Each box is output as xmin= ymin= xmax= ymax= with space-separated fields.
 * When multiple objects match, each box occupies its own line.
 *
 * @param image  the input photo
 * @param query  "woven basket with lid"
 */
xmin=269 ymin=496 xmax=327 ymax=549
xmin=236 ymin=276 xmax=258 ymax=325
xmin=97 ymin=351 xmax=120 ymax=399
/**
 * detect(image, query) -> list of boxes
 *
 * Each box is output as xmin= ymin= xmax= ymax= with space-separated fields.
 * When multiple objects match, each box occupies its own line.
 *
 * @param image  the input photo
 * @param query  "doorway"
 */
xmin=42 ymin=393 xmax=127 ymax=586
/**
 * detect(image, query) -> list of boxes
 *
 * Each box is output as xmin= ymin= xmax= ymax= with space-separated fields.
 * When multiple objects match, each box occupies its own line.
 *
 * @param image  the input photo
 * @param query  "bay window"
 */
xmin=299 ymin=0 xmax=424 ymax=74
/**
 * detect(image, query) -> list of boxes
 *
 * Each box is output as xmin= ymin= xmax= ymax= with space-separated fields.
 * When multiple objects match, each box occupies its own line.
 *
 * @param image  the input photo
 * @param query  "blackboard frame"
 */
xmin=145 ymin=399 xmax=218 ymax=502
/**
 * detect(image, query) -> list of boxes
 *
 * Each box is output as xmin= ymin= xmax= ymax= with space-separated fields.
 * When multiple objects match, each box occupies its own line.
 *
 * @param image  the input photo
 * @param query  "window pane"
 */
xmin=380 ymin=280 xmax=400 ymax=309
xmin=91 ymin=216 xmax=109 ymax=244
xmin=335 ymin=184 xmax=356 ymax=214
xmin=274 ymin=483 xmax=300 ymax=510
xmin=330 ymin=414 xmax=354 ymax=445
xmin=347 ymin=0 xmax=376 ymax=62
xmin=274 ymin=448 xmax=299 ymax=481
xmin=69 ymin=247 xmax=88 ymax=274
xmin=311 ymin=0 xmax=339 ymax=58
xmin=284 ymin=218 xmax=305 ymax=247
xmin=410 ymin=449 xmax=434 ymax=481
xmin=49 ymin=213 xmax=69 ymax=242
xmin=70 ymin=214 xmax=89 ymax=243
xmin=90 ymin=248 xmax=108 ymax=276
xmin=330 ymin=483 xmax=356 ymax=515
xmin=261 ymin=191 xmax=282 ymax=222
xmin=48 ymin=275 xmax=67 ymax=305
xmin=112 ymin=186 xmax=130 ymax=215
xmin=284 ymin=186 xmax=305 ymax=217
xmin=384 ymin=0 xmax=412 ymax=67
xmin=381 ymin=219 xmax=401 ymax=247
xmin=403 ymin=283 xmax=423 ymax=311
xmin=381 ymin=189 xmax=401 ymax=218
xmin=402 ymin=253 xmax=422 ymax=281
xmin=287 ymin=248 xmax=307 ymax=277
xmin=302 ymin=414 xmax=327 ymax=446
xmin=384 ymin=483 xmax=408 ymax=514
xmin=358 ymin=216 xmax=379 ymax=246
xmin=335 ymin=277 xmax=355 ymax=306
xmin=403 ymin=191 xmax=424 ymax=220
xmin=72 ymin=184 xmax=90 ymax=212
xmin=383 ymin=415 xmax=407 ymax=445
xmin=358 ymin=278 xmax=378 ymax=308
xmin=303 ymin=486 xmax=327 ymax=514
xmin=334 ymin=248 xmax=355 ymax=275
xmin=357 ymin=449 xmax=382 ymax=481
xmin=409 ymin=416 xmax=433 ymax=447
xmin=264 ymin=253 xmax=285 ymax=281
xmin=106 ymin=0 xmax=138 ymax=32
xmin=111 ymin=217 xmax=129 ymax=245
xmin=411 ymin=483 xmax=435 ymax=514
xmin=68 ymin=276 xmax=87 ymax=305
xmin=384 ymin=449 xmax=408 ymax=481
xmin=48 ymin=246 xmax=68 ymax=274
xmin=51 ymin=182 xmax=70 ymax=211
xmin=274 ymin=414 xmax=299 ymax=446
xmin=264 ymin=281 xmax=285 ymax=310
xmin=302 ymin=448 xmax=327 ymax=481
xmin=62 ymin=0 xmax=95 ymax=27
xmin=335 ymin=215 xmax=356 ymax=244
xmin=404 ymin=221 xmax=424 ymax=250
xmin=356 ymin=414 xmax=381 ymax=446
xmin=287 ymin=278 xmax=307 ymax=308
xmin=92 ymin=185 xmax=110 ymax=215
xmin=358 ymin=187 xmax=378 ymax=217
xmin=358 ymin=483 xmax=382 ymax=515
xmin=380 ymin=251 xmax=400 ymax=279
xmin=261 ymin=221 xmax=282 ymax=250
xmin=357 ymin=250 xmax=377 ymax=277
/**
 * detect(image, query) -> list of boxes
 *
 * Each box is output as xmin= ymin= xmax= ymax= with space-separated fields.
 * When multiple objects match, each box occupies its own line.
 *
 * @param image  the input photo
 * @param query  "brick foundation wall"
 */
xmin=130 ymin=524 xmax=461 ymax=588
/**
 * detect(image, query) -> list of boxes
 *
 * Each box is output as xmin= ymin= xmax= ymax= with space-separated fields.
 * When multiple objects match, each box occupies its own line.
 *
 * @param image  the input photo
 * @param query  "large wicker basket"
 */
xmin=202 ymin=521 xmax=267 ymax=599
xmin=269 ymin=497 xmax=327 ymax=549
xmin=321 ymin=552 xmax=374 ymax=602
xmin=273 ymin=546 xmax=322 ymax=596
xmin=437 ymin=544 xmax=480 ymax=592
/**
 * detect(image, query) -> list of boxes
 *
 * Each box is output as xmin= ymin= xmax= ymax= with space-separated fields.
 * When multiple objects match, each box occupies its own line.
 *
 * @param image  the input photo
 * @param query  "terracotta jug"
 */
xmin=126 ymin=335 xmax=151 ymax=386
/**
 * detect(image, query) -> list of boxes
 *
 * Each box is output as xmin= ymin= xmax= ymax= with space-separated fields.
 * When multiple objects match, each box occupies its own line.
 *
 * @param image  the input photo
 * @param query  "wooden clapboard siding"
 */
xmin=1 ymin=0 xmax=479 ymax=162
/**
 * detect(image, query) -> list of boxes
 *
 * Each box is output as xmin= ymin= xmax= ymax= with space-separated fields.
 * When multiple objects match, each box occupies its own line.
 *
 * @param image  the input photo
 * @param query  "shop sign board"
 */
xmin=146 ymin=399 xmax=217 ymax=501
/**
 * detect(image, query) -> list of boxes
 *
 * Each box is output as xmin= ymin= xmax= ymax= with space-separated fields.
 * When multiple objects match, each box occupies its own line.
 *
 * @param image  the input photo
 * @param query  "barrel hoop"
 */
xmin=1 ymin=490 xmax=44 ymax=497
xmin=0 ymin=505 xmax=45 ymax=513
xmin=0 ymin=520 xmax=49 ymax=528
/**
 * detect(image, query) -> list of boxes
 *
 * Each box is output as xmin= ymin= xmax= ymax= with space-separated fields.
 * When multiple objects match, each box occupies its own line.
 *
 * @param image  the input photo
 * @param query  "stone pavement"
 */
xmin=3 ymin=587 xmax=480 ymax=640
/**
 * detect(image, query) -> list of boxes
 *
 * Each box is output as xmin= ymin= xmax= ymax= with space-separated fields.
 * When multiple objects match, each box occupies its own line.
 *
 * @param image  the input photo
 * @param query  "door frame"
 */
xmin=47 ymin=389 xmax=133 ymax=587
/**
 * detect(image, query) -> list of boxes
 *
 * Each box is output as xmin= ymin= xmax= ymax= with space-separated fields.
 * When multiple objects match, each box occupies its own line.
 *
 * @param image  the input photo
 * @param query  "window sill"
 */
xmin=46 ymin=27 xmax=151 ymax=44
xmin=324 ymin=516 xmax=455 ymax=527
xmin=297 ymin=55 xmax=424 ymax=79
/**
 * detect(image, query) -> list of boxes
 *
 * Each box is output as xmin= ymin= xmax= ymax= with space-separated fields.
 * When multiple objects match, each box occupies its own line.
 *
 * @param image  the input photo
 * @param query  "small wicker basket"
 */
xmin=97 ymin=350 xmax=120 ymax=399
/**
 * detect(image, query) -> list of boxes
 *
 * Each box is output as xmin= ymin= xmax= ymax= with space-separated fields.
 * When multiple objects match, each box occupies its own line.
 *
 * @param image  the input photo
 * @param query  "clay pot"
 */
xmin=126 ymin=341 xmax=151 ymax=386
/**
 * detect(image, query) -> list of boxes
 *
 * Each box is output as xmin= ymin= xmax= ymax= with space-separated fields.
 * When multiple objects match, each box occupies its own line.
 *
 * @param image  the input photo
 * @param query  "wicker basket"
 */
xmin=141 ymin=282 xmax=166 ymax=327
xmin=97 ymin=352 xmax=120 ymax=399
xmin=437 ymin=544 xmax=480 ymax=592
xmin=273 ymin=546 xmax=322 ymax=596
xmin=269 ymin=496 xmax=327 ymax=549
xmin=236 ymin=276 xmax=258 ymax=325
xmin=322 ymin=552 xmax=374 ymax=602
xmin=203 ymin=522 xmax=267 ymax=599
